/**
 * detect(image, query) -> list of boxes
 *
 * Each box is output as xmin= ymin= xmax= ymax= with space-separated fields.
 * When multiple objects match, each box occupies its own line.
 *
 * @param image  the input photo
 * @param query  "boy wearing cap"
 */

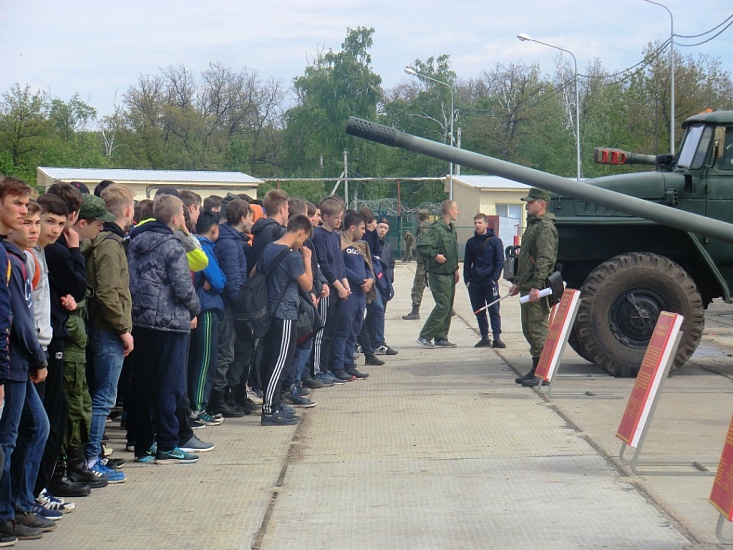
xmin=83 ymin=187 xmax=135 ymax=480
xmin=509 ymin=187 xmax=558 ymax=386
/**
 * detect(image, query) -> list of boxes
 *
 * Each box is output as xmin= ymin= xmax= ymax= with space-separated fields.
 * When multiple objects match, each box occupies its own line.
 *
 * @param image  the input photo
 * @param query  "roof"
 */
xmin=37 ymin=167 xmax=262 ymax=185
xmin=451 ymin=175 xmax=531 ymax=190
xmin=681 ymin=110 xmax=733 ymax=128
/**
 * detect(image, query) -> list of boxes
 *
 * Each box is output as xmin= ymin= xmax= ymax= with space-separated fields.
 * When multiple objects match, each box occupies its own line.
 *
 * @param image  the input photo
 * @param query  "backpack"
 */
xmin=232 ymin=247 xmax=290 ymax=340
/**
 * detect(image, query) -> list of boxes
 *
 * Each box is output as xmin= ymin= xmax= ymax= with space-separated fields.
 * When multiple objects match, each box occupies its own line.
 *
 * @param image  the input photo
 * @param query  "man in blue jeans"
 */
xmin=84 ymin=187 xmax=134 ymax=481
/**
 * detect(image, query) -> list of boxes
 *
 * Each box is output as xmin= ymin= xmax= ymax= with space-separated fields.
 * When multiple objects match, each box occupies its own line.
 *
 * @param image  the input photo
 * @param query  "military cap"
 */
xmin=79 ymin=194 xmax=115 ymax=222
xmin=520 ymin=187 xmax=551 ymax=202
xmin=418 ymin=208 xmax=430 ymax=215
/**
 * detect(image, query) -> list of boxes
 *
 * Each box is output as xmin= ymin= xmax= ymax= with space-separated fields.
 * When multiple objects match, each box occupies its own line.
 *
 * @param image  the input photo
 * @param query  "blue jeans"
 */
xmin=366 ymin=290 xmax=386 ymax=348
xmin=334 ymin=292 xmax=366 ymax=371
xmin=86 ymin=327 xmax=125 ymax=459
xmin=1 ymin=379 xmax=49 ymax=520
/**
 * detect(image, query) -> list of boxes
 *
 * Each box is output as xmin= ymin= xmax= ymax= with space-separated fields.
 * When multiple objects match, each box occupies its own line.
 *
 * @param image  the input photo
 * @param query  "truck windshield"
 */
xmin=677 ymin=124 xmax=713 ymax=170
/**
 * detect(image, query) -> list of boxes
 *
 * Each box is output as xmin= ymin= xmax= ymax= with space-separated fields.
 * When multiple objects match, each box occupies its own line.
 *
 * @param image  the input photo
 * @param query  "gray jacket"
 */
xmin=128 ymin=221 xmax=200 ymax=333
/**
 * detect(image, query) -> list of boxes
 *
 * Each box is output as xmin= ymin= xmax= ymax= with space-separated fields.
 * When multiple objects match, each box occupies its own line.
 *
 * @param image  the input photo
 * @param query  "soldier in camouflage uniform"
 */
xmin=402 ymin=230 xmax=414 ymax=262
xmin=402 ymin=210 xmax=432 ymax=320
xmin=416 ymin=200 xmax=460 ymax=348
xmin=509 ymin=188 xmax=558 ymax=387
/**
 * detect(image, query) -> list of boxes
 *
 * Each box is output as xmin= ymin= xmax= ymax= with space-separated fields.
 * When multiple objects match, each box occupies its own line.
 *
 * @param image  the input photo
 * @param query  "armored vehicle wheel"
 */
xmin=567 ymin=330 xmax=593 ymax=363
xmin=574 ymin=252 xmax=704 ymax=377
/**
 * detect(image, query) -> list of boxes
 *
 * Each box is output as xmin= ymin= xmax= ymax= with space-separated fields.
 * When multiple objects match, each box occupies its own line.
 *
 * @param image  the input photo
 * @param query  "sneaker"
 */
xmin=188 ymin=417 xmax=207 ymax=430
xmin=125 ymin=441 xmax=135 ymax=452
xmin=303 ymin=376 xmax=325 ymax=389
xmin=345 ymin=367 xmax=369 ymax=380
xmin=0 ymin=532 xmax=16 ymax=546
xmin=14 ymin=511 xmax=55 ymax=532
xmin=27 ymin=503 xmax=63 ymax=521
xmin=375 ymin=344 xmax=398 ymax=355
xmin=101 ymin=444 xmax=114 ymax=457
xmin=90 ymin=460 xmax=126 ymax=483
xmin=154 ymin=447 xmax=199 ymax=465
xmin=474 ymin=338 xmax=492 ymax=348
xmin=241 ymin=398 xmax=260 ymax=413
xmin=247 ymin=386 xmax=263 ymax=405
xmin=100 ymin=457 xmax=126 ymax=469
xmin=295 ymin=382 xmax=311 ymax=396
xmin=0 ymin=520 xmax=41 ymax=541
xmin=283 ymin=393 xmax=317 ymax=408
xmin=261 ymin=411 xmax=299 ymax=426
xmin=364 ymin=354 xmax=385 ymax=366
xmin=134 ymin=443 xmax=157 ymax=464
xmin=279 ymin=403 xmax=297 ymax=416
xmin=194 ymin=410 xmax=224 ymax=426
xmin=333 ymin=369 xmax=356 ymax=382
xmin=36 ymin=489 xmax=75 ymax=514
xmin=416 ymin=337 xmax=434 ymax=348
xmin=314 ymin=372 xmax=336 ymax=386
xmin=492 ymin=338 xmax=506 ymax=349
xmin=434 ymin=339 xmax=457 ymax=348
xmin=180 ymin=435 xmax=215 ymax=453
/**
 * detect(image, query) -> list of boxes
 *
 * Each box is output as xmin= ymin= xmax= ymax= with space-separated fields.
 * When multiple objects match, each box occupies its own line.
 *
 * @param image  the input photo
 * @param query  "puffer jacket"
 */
xmin=417 ymin=217 xmax=459 ymax=275
xmin=214 ymin=223 xmax=247 ymax=308
xmin=128 ymin=221 xmax=200 ymax=333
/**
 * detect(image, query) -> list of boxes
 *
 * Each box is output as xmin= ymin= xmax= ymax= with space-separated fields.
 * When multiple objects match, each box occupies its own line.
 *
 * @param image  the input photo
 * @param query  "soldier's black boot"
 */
xmin=402 ymin=305 xmax=420 ymax=320
xmin=515 ymin=357 xmax=539 ymax=384
xmin=48 ymin=457 xmax=91 ymax=497
xmin=66 ymin=448 xmax=108 ymax=489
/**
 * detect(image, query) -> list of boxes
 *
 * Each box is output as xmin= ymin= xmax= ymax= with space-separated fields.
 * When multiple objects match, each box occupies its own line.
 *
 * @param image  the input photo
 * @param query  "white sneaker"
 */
xmin=247 ymin=386 xmax=263 ymax=405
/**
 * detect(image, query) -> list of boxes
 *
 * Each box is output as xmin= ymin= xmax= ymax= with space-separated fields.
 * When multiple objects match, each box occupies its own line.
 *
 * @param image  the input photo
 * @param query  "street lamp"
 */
xmin=517 ymin=33 xmax=581 ymax=182
xmin=643 ymin=0 xmax=675 ymax=155
xmin=405 ymin=67 xmax=455 ymax=199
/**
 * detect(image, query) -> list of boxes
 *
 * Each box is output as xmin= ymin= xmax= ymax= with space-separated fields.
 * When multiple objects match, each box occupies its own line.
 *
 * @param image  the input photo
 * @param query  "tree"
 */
xmin=0 ymin=84 xmax=51 ymax=180
xmin=284 ymin=27 xmax=383 ymax=183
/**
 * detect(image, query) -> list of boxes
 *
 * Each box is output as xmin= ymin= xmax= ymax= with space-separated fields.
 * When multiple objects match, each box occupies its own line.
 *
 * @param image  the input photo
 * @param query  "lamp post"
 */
xmin=518 ymin=33 xmax=581 ymax=181
xmin=643 ymin=0 xmax=675 ymax=155
xmin=405 ymin=67 xmax=455 ymax=198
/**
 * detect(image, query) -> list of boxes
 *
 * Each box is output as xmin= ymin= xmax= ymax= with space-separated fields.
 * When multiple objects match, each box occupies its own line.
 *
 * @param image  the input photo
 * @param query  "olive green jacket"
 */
xmin=417 ymin=217 xmax=459 ymax=275
xmin=514 ymin=213 xmax=558 ymax=292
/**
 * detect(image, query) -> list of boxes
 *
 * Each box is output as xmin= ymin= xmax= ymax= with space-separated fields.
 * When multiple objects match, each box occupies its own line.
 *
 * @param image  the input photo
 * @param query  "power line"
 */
xmin=675 ymin=13 xmax=733 ymax=39
xmin=676 ymin=18 xmax=733 ymax=47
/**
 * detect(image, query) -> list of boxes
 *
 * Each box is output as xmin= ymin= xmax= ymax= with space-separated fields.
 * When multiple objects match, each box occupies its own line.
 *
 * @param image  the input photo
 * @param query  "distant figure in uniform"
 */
xmin=402 ymin=210 xmax=431 ymax=320
xmin=402 ymin=230 xmax=414 ymax=262
xmin=509 ymin=188 xmax=558 ymax=387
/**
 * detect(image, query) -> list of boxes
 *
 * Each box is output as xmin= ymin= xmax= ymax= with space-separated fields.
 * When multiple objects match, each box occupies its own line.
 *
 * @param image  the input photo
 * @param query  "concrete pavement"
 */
xmin=23 ymin=262 xmax=733 ymax=549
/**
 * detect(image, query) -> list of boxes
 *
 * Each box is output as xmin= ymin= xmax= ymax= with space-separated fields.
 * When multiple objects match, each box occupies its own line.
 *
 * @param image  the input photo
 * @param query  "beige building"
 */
xmin=449 ymin=175 xmax=530 ymax=249
xmin=37 ymin=167 xmax=262 ymax=201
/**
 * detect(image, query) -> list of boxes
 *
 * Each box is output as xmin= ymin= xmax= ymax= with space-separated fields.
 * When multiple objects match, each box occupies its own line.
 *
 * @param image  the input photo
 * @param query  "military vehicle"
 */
xmin=346 ymin=112 xmax=733 ymax=376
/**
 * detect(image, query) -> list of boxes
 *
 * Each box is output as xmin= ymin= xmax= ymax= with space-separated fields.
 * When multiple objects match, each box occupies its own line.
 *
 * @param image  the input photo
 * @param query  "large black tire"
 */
xmin=573 ymin=252 xmax=704 ymax=377
xmin=567 ymin=330 xmax=593 ymax=363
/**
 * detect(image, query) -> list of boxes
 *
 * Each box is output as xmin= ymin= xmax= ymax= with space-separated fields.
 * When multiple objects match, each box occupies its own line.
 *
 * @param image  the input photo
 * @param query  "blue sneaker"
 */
xmin=314 ymin=372 xmax=335 ymax=387
xmin=28 ymin=503 xmax=63 ymax=521
xmin=90 ymin=460 xmax=126 ymax=483
xmin=155 ymin=447 xmax=199 ymax=465
xmin=324 ymin=371 xmax=345 ymax=385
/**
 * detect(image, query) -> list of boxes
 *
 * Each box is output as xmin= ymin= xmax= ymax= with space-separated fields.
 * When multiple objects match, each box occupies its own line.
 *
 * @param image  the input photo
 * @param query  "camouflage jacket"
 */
xmin=514 ymin=213 xmax=558 ymax=292
xmin=417 ymin=217 xmax=459 ymax=275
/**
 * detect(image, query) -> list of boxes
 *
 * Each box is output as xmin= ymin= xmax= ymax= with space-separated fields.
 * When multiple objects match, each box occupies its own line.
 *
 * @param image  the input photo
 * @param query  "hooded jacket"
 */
xmin=128 ymin=221 xmax=200 ymax=332
xmin=194 ymin=234 xmax=226 ymax=314
xmin=463 ymin=229 xmax=505 ymax=287
xmin=249 ymin=217 xmax=286 ymax=267
xmin=84 ymin=222 xmax=132 ymax=334
xmin=214 ymin=222 xmax=247 ymax=308
xmin=2 ymin=240 xmax=45 ymax=381
xmin=44 ymin=232 xmax=87 ymax=347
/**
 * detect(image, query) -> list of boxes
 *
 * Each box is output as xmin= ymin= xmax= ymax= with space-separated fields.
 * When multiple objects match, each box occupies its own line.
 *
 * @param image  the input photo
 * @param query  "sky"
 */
xmin=2 ymin=0 xmax=732 ymax=119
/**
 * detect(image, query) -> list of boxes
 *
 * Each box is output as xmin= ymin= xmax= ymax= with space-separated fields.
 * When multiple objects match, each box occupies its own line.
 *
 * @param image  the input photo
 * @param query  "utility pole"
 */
xmin=343 ymin=150 xmax=349 ymax=207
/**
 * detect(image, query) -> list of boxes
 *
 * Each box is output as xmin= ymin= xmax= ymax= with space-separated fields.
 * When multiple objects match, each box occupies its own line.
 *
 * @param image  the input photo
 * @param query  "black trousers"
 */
xmin=261 ymin=318 xmax=296 ymax=415
xmin=34 ymin=344 xmax=68 ymax=496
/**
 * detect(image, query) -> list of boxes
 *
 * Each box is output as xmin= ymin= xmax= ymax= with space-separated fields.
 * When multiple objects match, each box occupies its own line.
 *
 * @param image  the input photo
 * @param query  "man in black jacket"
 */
xmin=464 ymin=214 xmax=506 ymax=349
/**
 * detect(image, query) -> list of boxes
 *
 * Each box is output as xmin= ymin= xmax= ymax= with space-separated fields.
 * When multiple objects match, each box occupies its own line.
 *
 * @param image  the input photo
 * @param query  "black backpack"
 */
xmin=232 ymin=247 xmax=290 ymax=340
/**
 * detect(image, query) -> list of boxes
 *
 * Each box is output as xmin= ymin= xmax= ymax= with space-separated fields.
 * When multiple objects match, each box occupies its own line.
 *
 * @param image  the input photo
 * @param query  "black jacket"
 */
xmin=44 ymin=232 xmax=87 ymax=347
xmin=249 ymin=217 xmax=286 ymax=268
xmin=463 ymin=230 xmax=504 ymax=287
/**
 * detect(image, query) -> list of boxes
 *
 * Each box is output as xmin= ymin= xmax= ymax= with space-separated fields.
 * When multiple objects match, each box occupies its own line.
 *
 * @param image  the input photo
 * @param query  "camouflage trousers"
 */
xmin=410 ymin=258 xmax=428 ymax=307
xmin=62 ymin=360 xmax=92 ymax=452
xmin=520 ymin=294 xmax=551 ymax=359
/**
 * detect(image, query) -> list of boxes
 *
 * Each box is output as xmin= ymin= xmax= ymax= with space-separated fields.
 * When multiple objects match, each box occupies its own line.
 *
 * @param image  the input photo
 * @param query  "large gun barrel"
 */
xmin=345 ymin=116 xmax=733 ymax=246
xmin=593 ymin=147 xmax=657 ymax=166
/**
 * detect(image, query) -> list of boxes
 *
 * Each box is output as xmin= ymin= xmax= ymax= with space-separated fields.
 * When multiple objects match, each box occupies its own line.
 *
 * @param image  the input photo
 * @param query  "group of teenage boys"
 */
xmin=0 ymin=178 xmax=400 ymax=544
